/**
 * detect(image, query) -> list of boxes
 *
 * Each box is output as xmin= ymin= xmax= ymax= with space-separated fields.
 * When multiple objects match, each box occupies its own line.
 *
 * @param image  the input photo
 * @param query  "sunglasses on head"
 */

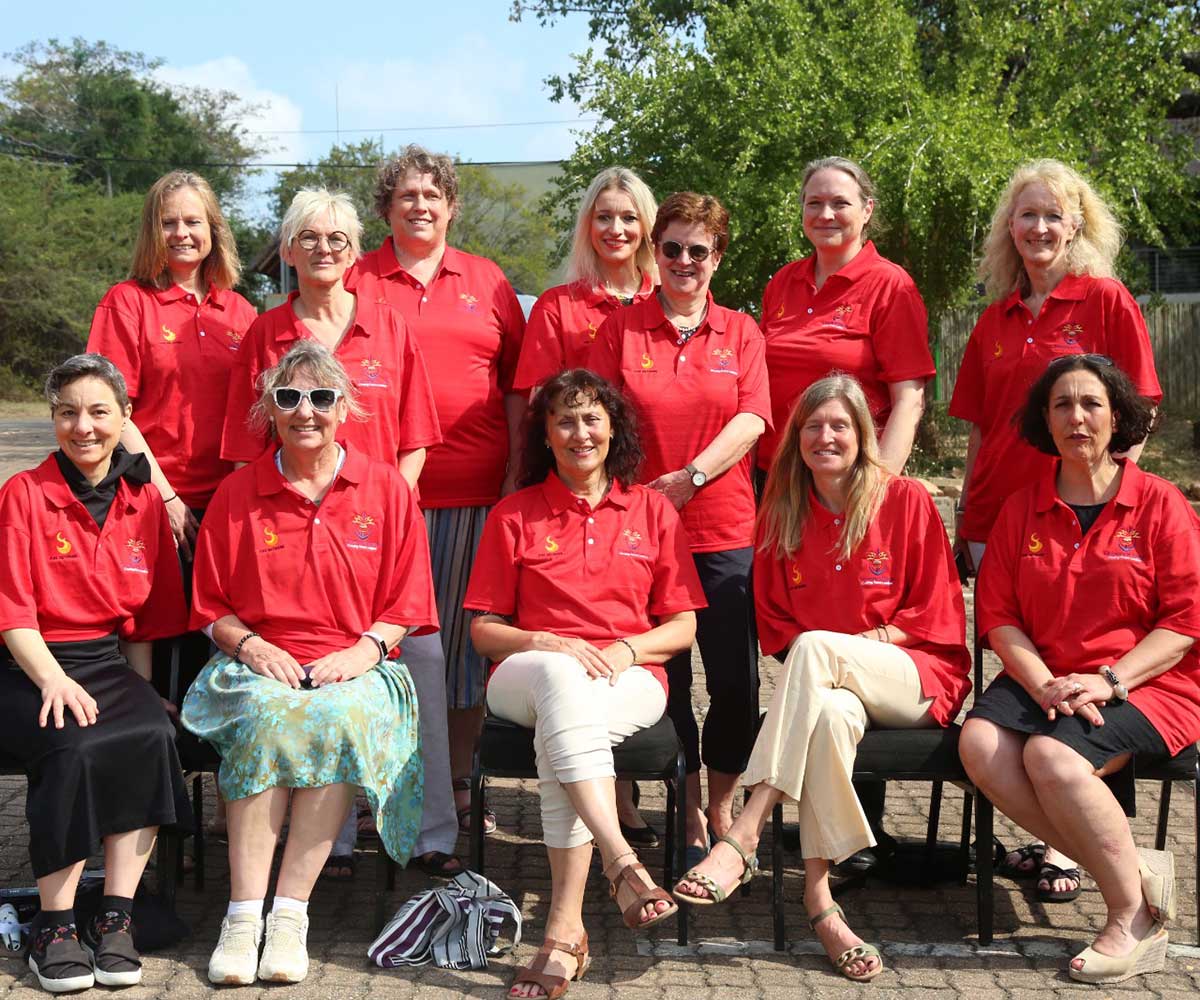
xmin=272 ymin=387 xmax=342 ymax=412
xmin=660 ymin=240 xmax=714 ymax=262
xmin=1047 ymin=353 xmax=1113 ymax=371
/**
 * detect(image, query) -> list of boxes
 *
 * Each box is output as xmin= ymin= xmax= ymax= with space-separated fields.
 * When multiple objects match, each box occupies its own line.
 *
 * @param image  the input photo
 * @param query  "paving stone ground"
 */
xmin=0 ymin=421 xmax=1197 ymax=996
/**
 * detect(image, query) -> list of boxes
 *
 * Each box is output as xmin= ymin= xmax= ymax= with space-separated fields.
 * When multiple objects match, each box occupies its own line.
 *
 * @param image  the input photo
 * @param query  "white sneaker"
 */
xmin=207 ymin=913 xmax=262 ymax=986
xmin=257 ymin=910 xmax=309 ymax=983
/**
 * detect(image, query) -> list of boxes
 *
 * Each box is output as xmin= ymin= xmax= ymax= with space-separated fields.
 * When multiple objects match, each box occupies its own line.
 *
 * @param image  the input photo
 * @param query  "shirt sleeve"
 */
xmin=887 ymin=483 xmax=966 ymax=647
xmin=123 ymin=496 xmax=188 ymax=641
xmin=493 ymin=278 xmax=527 ymax=394
xmin=513 ymin=293 xmax=565 ymax=391
xmin=463 ymin=505 xmax=521 ymax=617
xmin=735 ymin=317 xmax=773 ymax=428
xmin=975 ymin=493 xmax=1026 ymax=639
xmin=1148 ymin=492 xmax=1200 ymax=638
xmin=648 ymin=498 xmax=708 ymax=618
xmin=87 ymin=284 xmax=145 ymax=398
xmin=373 ymin=473 xmax=438 ymax=635
xmin=948 ymin=319 xmax=987 ymax=424
xmin=752 ymin=536 xmax=798 ymax=658
xmin=220 ymin=329 xmax=267 ymax=463
xmin=0 ymin=480 xmax=38 ymax=632
xmin=871 ymin=278 xmax=934 ymax=383
xmin=392 ymin=314 xmax=444 ymax=452
xmin=1098 ymin=280 xmax=1162 ymax=403
xmin=188 ymin=487 xmax=238 ymax=631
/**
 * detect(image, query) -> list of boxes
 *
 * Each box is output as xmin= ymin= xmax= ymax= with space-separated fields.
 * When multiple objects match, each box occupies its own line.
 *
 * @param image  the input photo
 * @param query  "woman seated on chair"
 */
xmin=0 ymin=353 xmax=192 ymax=994
xmin=673 ymin=373 xmax=971 ymax=983
xmin=959 ymin=354 xmax=1199 ymax=984
xmin=180 ymin=341 xmax=436 ymax=987
xmin=464 ymin=368 xmax=706 ymax=999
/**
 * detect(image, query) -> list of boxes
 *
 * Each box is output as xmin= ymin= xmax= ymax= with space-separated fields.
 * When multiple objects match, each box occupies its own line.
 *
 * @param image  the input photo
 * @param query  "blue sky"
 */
xmin=4 ymin=1 xmax=595 ymax=202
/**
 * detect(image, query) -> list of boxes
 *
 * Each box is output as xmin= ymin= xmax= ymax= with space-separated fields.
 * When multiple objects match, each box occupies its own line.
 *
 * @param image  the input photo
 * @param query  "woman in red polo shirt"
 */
xmin=465 ymin=368 xmax=705 ymax=999
xmin=950 ymin=159 xmax=1161 ymax=897
xmin=181 ymin=342 xmax=436 ymax=986
xmin=759 ymin=157 xmax=933 ymax=477
xmin=514 ymin=166 xmax=658 ymax=391
xmin=960 ymin=356 xmax=1197 ymax=984
xmin=672 ymin=374 xmax=970 ymax=983
xmin=345 ymin=145 xmax=526 ymax=835
xmin=589 ymin=191 xmax=770 ymax=866
xmin=0 ymin=354 xmax=191 ymax=994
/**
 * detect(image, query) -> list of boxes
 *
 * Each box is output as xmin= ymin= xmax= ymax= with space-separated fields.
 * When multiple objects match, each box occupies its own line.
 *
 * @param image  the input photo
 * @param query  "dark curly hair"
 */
xmin=520 ymin=369 xmax=643 ymax=489
xmin=1019 ymin=354 xmax=1155 ymax=456
xmin=373 ymin=144 xmax=459 ymax=222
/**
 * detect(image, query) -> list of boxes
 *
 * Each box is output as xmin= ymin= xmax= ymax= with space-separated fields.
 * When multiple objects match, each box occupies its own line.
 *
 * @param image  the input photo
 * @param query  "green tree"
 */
xmin=0 ymin=38 xmax=267 ymax=200
xmin=271 ymin=140 xmax=558 ymax=294
xmin=514 ymin=0 xmax=1200 ymax=320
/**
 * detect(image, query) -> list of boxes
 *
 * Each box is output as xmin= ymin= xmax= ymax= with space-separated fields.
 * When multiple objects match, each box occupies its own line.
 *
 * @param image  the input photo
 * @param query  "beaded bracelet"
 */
xmin=616 ymin=637 xmax=638 ymax=663
xmin=232 ymin=631 xmax=260 ymax=663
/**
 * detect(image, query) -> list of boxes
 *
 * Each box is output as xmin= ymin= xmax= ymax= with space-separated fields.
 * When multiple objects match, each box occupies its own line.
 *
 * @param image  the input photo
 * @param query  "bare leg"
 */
xmin=683 ymin=771 xmax=706 ymax=848
xmin=705 ymin=769 xmax=740 ymax=839
xmin=676 ymin=781 xmax=782 ymax=897
xmin=275 ymin=784 xmax=356 ymax=901
xmin=102 ymin=827 xmax=158 ymax=898
xmin=448 ymin=705 xmax=485 ymax=797
xmin=36 ymin=861 xmax=86 ymax=912
xmin=804 ymin=857 xmax=879 ymax=978
xmin=509 ymin=844 xmax=590 ymax=999
xmin=226 ymin=787 xmax=289 ymax=901
xmin=615 ymin=780 xmax=647 ymax=829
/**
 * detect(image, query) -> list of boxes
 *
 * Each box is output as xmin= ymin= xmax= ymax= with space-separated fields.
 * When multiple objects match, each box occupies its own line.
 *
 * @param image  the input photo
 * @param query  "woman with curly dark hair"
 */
xmin=464 ymin=369 xmax=706 ymax=999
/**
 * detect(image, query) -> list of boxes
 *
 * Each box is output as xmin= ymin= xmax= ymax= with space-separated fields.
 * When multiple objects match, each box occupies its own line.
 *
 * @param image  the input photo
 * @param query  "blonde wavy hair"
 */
xmin=757 ymin=374 xmax=890 ymax=562
xmin=129 ymin=171 xmax=241 ymax=291
xmin=566 ymin=167 xmax=659 ymax=289
xmin=978 ymin=159 xmax=1123 ymax=300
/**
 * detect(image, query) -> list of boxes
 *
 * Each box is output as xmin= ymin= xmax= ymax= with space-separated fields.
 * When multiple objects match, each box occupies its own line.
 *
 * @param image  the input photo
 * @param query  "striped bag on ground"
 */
xmin=368 ymin=870 xmax=522 ymax=970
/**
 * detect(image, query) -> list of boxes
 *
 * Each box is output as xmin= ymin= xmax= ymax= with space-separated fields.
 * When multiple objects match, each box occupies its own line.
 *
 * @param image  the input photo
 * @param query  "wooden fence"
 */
xmin=933 ymin=300 xmax=1200 ymax=414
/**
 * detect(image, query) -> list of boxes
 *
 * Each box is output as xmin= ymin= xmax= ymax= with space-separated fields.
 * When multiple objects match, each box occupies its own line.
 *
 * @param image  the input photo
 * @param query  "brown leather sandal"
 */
xmin=604 ymin=854 xmax=679 ymax=931
xmin=508 ymin=934 xmax=590 ymax=1000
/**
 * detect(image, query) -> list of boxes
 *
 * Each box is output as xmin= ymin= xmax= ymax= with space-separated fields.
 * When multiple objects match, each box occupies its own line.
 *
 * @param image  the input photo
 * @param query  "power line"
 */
xmin=242 ymin=117 xmax=598 ymax=136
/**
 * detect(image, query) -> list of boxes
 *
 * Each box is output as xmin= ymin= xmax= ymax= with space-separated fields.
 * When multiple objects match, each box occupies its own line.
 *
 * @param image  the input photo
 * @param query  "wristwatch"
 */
xmin=1100 ymin=666 xmax=1128 ymax=701
xmin=362 ymin=630 xmax=389 ymax=661
xmin=685 ymin=463 xmax=707 ymax=488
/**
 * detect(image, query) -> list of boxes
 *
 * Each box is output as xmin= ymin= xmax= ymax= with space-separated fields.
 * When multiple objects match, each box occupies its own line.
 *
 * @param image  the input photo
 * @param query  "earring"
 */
xmin=544 ymin=440 xmax=551 ymax=449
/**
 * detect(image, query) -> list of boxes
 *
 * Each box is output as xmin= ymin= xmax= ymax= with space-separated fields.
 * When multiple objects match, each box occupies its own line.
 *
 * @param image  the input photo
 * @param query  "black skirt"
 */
xmin=967 ymin=673 xmax=1168 ymax=816
xmin=0 ymin=636 xmax=193 ymax=877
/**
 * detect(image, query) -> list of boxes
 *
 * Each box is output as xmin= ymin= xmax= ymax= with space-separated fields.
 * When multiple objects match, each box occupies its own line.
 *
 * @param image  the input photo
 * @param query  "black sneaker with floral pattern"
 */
xmin=80 ymin=909 xmax=142 ymax=987
xmin=27 ymin=921 xmax=95 ymax=993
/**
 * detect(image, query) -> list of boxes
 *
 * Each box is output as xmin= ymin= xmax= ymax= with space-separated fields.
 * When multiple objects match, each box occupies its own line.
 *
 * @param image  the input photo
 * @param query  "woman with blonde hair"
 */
xmin=949 ymin=158 xmax=1161 ymax=899
xmin=673 ymin=374 xmax=970 ymax=984
xmin=514 ymin=166 xmax=659 ymax=391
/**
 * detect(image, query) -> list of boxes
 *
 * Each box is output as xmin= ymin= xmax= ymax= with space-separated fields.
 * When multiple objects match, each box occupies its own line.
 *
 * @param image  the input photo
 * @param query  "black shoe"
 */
xmin=81 ymin=909 xmax=142 ymax=987
xmin=835 ymin=848 xmax=880 ymax=875
xmin=619 ymin=819 xmax=660 ymax=848
xmin=27 ymin=921 xmax=94 ymax=993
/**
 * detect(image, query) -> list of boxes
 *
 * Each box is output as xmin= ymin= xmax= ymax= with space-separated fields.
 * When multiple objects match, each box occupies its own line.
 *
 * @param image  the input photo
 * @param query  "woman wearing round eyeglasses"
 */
xmin=758 ymin=157 xmax=933 ymax=479
xmin=182 ymin=341 xmax=436 ymax=986
xmin=949 ymin=160 xmax=1161 ymax=899
xmin=590 ymin=191 xmax=771 ymax=867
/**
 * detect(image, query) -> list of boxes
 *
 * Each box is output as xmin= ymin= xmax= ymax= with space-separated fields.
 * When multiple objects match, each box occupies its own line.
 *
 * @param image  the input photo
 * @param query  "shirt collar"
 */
xmin=1034 ymin=458 xmax=1141 ymax=513
xmin=35 ymin=452 xmax=140 ymax=512
xmin=149 ymin=282 xmax=228 ymax=310
xmin=277 ymin=291 xmax=369 ymax=344
xmin=253 ymin=441 xmax=367 ymax=496
xmin=540 ymin=473 xmax=632 ymax=514
xmin=580 ymin=270 xmax=655 ymax=308
xmin=645 ymin=288 xmax=725 ymax=335
xmin=373 ymin=237 xmax=463 ymax=284
xmin=795 ymin=240 xmax=880 ymax=291
xmin=1002 ymin=271 xmax=1091 ymax=315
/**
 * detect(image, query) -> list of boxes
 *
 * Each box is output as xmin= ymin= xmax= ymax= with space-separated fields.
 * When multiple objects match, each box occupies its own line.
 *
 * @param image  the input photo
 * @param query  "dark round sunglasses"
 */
xmin=660 ymin=240 xmax=714 ymax=262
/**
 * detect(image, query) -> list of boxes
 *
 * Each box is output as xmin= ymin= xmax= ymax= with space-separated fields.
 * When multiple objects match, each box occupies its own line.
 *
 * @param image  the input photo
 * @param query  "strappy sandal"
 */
xmin=809 ymin=903 xmax=884 ymax=982
xmin=1138 ymin=847 xmax=1176 ymax=922
xmin=509 ymin=934 xmax=590 ymax=1000
xmin=671 ymin=834 xmax=757 ymax=905
xmin=1036 ymin=862 xmax=1082 ymax=902
xmin=453 ymin=778 xmax=497 ymax=836
xmin=604 ymin=854 xmax=679 ymax=931
xmin=997 ymin=841 xmax=1045 ymax=880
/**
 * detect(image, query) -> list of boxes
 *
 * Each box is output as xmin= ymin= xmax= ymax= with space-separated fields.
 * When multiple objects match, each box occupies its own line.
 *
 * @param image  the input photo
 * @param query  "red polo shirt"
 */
xmin=758 ymin=242 xmax=933 ymax=470
xmin=949 ymin=274 xmax=1161 ymax=542
xmin=219 ymin=293 xmax=442 ymax=466
xmin=514 ymin=273 xmax=656 ymax=391
xmin=345 ymin=240 xmax=526 ymax=507
xmin=0 ymin=454 xmax=187 ymax=643
xmin=190 ymin=445 xmax=438 ymax=663
xmin=588 ymin=293 xmax=772 ymax=553
xmin=88 ymin=279 xmax=258 ymax=508
xmin=976 ymin=461 xmax=1200 ymax=755
xmin=463 ymin=475 xmax=708 ymax=694
xmin=754 ymin=476 xmax=971 ymax=726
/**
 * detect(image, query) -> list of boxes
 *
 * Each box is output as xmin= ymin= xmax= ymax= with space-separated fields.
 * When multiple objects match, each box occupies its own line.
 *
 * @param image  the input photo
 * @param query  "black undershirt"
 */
xmin=1068 ymin=500 xmax=1108 ymax=536
xmin=55 ymin=446 xmax=152 ymax=529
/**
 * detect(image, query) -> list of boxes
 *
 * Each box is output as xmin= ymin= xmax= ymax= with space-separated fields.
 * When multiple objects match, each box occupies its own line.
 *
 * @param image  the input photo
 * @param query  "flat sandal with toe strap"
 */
xmin=672 ymin=834 xmax=757 ymax=906
xmin=509 ymin=934 xmax=590 ymax=1000
xmin=809 ymin=903 xmax=884 ymax=983
xmin=604 ymin=856 xmax=678 ymax=931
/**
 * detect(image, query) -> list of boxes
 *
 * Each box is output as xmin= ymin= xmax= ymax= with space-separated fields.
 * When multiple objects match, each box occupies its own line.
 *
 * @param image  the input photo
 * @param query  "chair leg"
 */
xmin=772 ymin=801 xmax=785 ymax=951
xmin=374 ymin=848 xmax=390 ymax=934
xmin=1155 ymin=780 xmax=1172 ymax=850
xmin=156 ymin=829 xmax=178 ymax=910
xmin=674 ymin=750 xmax=688 ymax=947
xmin=192 ymin=774 xmax=206 ymax=891
xmin=470 ymin=771 xmax=486 ymax=875
xmin=959 ymin=789 xmax=974 ymax=886
xmin=975 ymin=790 xmax=994 ymax=945
xmin=1193 ymin=762 xmax=1200 ymax=947
xmin=922 ymin=780 xmax=944 ymax=883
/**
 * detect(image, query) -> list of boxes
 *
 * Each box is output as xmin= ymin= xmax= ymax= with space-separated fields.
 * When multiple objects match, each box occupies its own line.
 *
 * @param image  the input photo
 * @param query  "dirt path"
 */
xmin=0 ymin=420 xmax=55 ymax=484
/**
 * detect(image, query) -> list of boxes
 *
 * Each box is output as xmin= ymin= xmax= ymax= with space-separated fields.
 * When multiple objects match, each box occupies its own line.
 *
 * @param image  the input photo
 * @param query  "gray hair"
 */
xmin=45 ymin=354 xmax=130 ymax=412
xmin=249 ymin=340 xmax=366 ymax=438
xmin=799 ymin=156 xmax=881 ymax=239
xmin=279 ymin=188 xmax=364 ymax=259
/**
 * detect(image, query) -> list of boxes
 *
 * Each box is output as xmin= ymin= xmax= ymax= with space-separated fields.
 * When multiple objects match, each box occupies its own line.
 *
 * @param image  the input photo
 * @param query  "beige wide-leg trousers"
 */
xmin=743 ymin=630 xmax=935 ymax=863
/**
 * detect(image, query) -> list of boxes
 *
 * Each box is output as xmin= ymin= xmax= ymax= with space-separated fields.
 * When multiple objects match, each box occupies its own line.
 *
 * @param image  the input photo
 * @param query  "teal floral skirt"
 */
xmin=181 ymin=654 xmax=423 ymax=864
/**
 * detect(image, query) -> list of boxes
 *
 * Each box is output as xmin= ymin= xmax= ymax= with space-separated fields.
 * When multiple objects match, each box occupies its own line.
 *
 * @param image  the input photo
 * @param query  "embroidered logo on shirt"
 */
xmin=789 ymin=562 xmax=804 ymax=588
xmin=1061 ymin=323 xmax=1083 ymax=346
xmin=225 ymin=329 xmax=245 ymax=351
xmin=358 ymin=358 xmax=388 ymax=388
xmin=775 ymin=303 xmax=785 ymax=319
xmin=861 ymin=549 xmax=892 ymax=586
xmin=263 ymin=523 xmax=280 ymax=548
xmin=348 ymin=512 xmax=379 ymax=552
xmin=1026 ymin=532 xmax=1045 ymax=555
xmin=709 ymin=348 xmax=737 ymax=375
xmin=639 ymin=353 xmax=654 ymax=370
xmin=52 ymin=531 xmax=74 ymax=558
xmin=161 ymin=325 xmax=177 ymax=343
xmin=123 ymin=537 xmax=148 ymax=574
xmin=618 ymin=528 xmax=651 ymax=560
xmin=459 ymin=293 xmax=479 ymax=312
xmin=1107 ymin=527 xmax=1143 ymax=563
xmin=830 ymin=303 xmax=855 ymax=328
xmin=586 ymin=322 xmax=599 ymax=342
xmin=993 ymin=341 xmax=1004 ymax=359
xmin=544 ymin=535 xmax=559 ymax=553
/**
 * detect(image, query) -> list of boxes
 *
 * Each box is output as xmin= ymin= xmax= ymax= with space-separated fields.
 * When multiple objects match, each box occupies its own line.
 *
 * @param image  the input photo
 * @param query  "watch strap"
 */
xmin=363 ymin=630 xmax=389 ymax=661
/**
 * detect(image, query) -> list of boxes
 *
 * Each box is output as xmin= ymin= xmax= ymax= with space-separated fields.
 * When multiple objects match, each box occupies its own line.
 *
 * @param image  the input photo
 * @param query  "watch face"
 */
xmin=691 ymin=472 xmax=706 ymax=487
